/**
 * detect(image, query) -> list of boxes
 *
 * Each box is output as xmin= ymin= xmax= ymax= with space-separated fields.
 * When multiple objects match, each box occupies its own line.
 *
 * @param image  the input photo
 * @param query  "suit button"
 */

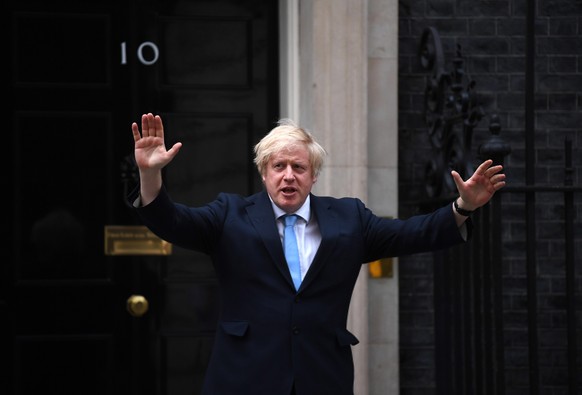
xmin=292 ymin=326 xmax=300 ymax=335
xmin=294 ymin=296 xmax=301 ymax=303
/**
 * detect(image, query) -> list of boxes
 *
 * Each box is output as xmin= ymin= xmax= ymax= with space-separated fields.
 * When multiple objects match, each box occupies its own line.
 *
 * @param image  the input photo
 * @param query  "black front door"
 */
xmin=3 ymin=1 xmax=278 ymax=394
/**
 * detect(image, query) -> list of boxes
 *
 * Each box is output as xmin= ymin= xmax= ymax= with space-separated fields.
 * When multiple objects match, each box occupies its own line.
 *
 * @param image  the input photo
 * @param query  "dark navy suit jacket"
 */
xmin=133 ymin=187 xmax=468 ymax=395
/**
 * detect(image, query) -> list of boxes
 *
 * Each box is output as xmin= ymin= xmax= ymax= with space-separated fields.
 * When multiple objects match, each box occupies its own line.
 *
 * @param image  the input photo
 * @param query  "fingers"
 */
xmin=474 ymin=159 xmax=492 ymax=175
xmin=453 ymin=160 xmax=504 ymax=183
xmin=477 ymin=159 xmax=504 ymax=175
xmin=490 ymin=173 xmax=506 ymax=190
xmin=135 ymin=113 xmax=164 ymax=139
xmin=490 ymin=173 xmax=506 ymax=183
xmin=493 ymin=181 xmax=506 ymax=191
xmin=131 ymin=122 xmax=141 ymax=142
xmin=141 ymin=113 xmax=154 ymax=138
xmin=155 ymin=114 xmax=164 ymax=140
xmin=484 ymin=164 xmax=504 ymax=178
xmin=140 ymin=113 xmax=149 ymax=137
xmin=477 ymin=159 xmax=504 ymax=174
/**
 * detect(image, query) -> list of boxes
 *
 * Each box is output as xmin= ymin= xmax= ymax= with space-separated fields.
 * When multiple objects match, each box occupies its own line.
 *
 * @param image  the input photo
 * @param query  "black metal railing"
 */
xmin=418 ymin=26 xmax=580 ymax=395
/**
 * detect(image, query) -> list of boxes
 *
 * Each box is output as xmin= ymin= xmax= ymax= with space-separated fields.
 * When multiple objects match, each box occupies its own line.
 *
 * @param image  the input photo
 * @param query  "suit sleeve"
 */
xmin=130 ymin=186 xmax=227 ymax=254
xmin=361 ymin=200 xmax=472 ymax=261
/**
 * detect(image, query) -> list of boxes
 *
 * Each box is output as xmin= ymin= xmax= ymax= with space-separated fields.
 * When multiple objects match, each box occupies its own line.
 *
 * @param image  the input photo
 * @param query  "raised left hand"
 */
xmin=452 ymin=159 xmax=506 ymax=211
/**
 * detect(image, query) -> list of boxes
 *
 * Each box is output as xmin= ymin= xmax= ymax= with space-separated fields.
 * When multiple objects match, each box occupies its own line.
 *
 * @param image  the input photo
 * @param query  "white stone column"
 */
xmin=367 ymin=0 xmax=399 ymax=393
xmin=297 ymin=1 xmax=369 ymax=394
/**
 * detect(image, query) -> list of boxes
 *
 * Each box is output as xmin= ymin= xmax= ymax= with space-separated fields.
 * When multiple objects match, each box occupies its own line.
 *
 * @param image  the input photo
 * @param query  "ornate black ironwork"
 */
xmin=121 ymin=154 xmax=139 ymax=208
xmin=419 ymin=27 xmax=508 ymax=199
xmin=416 ymin=26 xmax=582 ymax=395
xmin=478 ymin=113 xmax=511 ymax=166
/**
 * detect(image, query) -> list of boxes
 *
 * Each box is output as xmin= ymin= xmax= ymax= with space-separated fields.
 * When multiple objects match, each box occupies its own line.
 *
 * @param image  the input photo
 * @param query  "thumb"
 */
xmin=166 ymin=142 xmax=183 ymax=160
xmin=451 ymin=170 xmax=465 ymax=192
xmin=164 ymin=143 xmax=182 ymax=164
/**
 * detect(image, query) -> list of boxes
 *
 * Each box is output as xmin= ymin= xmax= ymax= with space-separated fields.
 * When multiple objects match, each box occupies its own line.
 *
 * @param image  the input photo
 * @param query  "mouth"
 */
xmin=280 ymin=186 xmax=297 ymax=195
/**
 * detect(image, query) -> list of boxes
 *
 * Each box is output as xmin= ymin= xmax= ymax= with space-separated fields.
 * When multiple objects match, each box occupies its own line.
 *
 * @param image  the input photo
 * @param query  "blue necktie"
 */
xmin=283 ymin=214 xmax=302 ymax=290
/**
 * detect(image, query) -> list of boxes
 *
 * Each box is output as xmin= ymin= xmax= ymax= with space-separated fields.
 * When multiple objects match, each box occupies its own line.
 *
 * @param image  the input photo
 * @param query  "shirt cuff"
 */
xmin=458 ymin=222 xmax=468 ymax=241
xmin=132 ymin=195 xmax=142 ymax=208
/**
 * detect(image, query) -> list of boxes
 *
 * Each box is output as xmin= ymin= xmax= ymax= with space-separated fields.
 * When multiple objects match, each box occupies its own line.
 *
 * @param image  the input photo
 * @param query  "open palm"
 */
xmin=452 ymin=159 xmax=506 ymax=210
xmin=131 ymin=113 xmax=182 ymax=171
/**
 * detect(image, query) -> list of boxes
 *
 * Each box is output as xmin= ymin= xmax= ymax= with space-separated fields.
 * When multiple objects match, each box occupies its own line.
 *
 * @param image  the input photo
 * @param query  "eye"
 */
xmin=293 ymin=164 xmax=307 ymax=173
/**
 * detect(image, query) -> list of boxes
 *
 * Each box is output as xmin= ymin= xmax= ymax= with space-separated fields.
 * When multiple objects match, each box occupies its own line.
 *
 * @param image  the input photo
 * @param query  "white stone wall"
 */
xmin=279 ymin=0 xmax=399 ymax=393
xmin=367 ymin=0 xmax=399 ymax=393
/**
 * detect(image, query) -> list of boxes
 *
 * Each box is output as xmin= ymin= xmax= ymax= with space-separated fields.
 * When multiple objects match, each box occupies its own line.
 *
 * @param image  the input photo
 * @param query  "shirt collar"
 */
xmin=269 ymin=194 xmax=311 ymax=223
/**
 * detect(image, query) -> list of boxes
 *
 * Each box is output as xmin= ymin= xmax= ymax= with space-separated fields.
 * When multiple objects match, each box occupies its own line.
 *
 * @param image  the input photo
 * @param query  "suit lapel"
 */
xmin=298 ymin=195 xmax=340 ymax=291
xmin=245 ymin=192 xmax=341 ymax=292
xmin=245 ymin=191 xmax=295 ymax=288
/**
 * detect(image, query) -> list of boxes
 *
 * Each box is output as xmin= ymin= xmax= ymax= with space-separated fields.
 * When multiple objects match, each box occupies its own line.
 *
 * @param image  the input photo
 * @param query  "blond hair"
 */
xmin=253 ymin=119 xmax=327 ymax=177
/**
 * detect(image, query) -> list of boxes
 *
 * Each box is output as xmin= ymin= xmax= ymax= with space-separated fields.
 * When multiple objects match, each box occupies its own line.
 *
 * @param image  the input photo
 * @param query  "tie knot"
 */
xmin=284 ymin=214 xmax=298 ymax=227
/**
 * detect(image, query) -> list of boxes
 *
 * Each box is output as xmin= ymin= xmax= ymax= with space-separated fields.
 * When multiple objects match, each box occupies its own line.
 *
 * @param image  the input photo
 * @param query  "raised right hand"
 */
xmin=131 ymin=113 xmax=182 ymax=171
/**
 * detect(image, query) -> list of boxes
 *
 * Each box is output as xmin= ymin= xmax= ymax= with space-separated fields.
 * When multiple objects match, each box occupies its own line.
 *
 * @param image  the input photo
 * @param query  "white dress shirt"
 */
xmin=270 ymin=195 xmax=322 ymax=281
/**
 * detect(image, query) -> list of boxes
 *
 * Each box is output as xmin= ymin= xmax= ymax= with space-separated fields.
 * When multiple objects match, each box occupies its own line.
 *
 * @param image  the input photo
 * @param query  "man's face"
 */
xmin=262 ymin=145 xmax=317 ymax=213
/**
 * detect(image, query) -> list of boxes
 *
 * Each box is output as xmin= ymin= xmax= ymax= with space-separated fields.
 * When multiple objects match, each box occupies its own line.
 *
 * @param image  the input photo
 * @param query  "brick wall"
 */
xmin=398 ymin=0 xmax=582 ymax=393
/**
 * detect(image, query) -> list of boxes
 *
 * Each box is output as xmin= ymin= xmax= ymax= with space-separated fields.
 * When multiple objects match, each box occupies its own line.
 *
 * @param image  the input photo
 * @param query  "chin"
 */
xmin=279 ymin=202 xmax=298 ymax=212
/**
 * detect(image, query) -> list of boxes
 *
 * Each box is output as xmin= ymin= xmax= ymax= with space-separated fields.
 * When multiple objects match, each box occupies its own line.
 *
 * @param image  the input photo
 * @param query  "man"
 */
xmin=130 ymin=113 xmax=506 ymax=395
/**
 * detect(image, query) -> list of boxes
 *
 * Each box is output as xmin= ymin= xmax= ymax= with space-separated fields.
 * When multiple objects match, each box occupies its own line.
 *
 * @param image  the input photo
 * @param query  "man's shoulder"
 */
xmin=311 ymin=194 xmax=361 ymax=203
xmin=311 ymin=194 xmax=365 ymax=210
xmin=214 ymin=190 xmax=267 ymax=206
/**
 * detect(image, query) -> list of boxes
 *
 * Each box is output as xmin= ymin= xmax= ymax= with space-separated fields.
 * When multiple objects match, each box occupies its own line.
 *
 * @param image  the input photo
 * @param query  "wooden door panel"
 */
xmin=14 ymin=335 xmax=116 ymax=394
xmin=15 ymin=113 xmax=113 ymax=280
xmin=165 ymin=115 xmax=254 ymax=204
xmin=5 ymin=1 xmax=278 ymax=395
xmin=13 ymin=14 xmax=109 ymax=85
xmin=161 ymin=18 xmax=251 ymax=87
xmin=164 ymin=336 xmax=214 ymax=395
xmin=8 ymin=4 xmax=137 ymax=395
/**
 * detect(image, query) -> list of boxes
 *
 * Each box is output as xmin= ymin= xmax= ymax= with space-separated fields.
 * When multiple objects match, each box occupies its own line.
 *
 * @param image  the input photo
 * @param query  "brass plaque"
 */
xmin=104 ymin=225 xmax=172 ymax=256
xmin=368 ymin=257 xmax=393 ymax=278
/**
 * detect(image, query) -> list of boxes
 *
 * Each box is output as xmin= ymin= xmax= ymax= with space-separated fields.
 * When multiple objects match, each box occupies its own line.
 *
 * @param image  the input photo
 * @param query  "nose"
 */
xmin=283 ymin=165 xmax=295 ymax=180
